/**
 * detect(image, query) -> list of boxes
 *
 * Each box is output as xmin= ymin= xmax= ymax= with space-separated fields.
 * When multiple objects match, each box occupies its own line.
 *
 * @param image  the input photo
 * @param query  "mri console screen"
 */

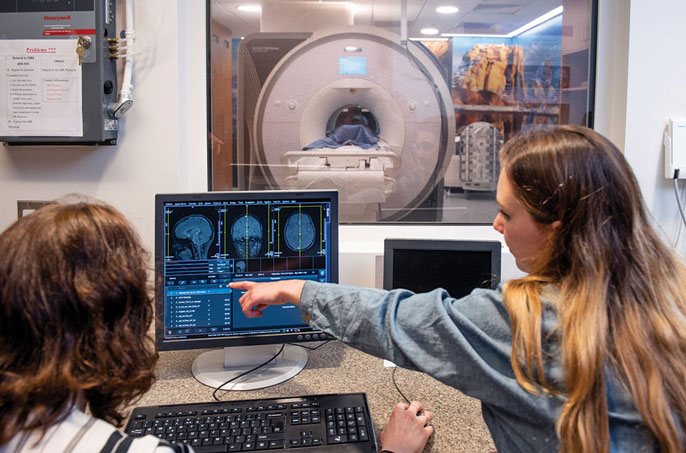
xmin=161 ymin=198 xmax=333 ymax=340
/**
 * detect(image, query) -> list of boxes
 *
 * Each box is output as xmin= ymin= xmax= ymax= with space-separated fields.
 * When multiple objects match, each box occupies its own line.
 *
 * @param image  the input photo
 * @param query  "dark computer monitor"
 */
xmin=383 ymin=239 xmax=501 ymax=297
xmin=155 ymin=190 xmax=338 ymax=390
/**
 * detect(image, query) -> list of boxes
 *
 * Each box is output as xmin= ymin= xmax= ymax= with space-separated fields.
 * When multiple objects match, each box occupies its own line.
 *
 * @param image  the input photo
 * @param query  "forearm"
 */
xmin=298 ymin=281 xmax=531 ymax=410
xmin=278 ymin=279 xmax=306 ymax=305
xmin=299 ymin=281 xmax=418 ymax=367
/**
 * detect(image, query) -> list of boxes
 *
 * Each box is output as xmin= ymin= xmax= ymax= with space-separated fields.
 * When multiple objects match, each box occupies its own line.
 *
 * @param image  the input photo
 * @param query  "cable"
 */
xmin=212 ymin=344 xmax=285 ymax=401
xmin=677 ymin=183 xmax=686 ymax=245
xmin=673 ymin=171 xmax=686 ymax=231
xmin=210 ymin=341 xmax=330 ymax=400
xmin=391 ymin=366 xmax=436 ymax=439
xmin=287 ymin=340 xmax=332 ymax=350
xmin=391 ymin=366 xmax=411 ymax=405
xmin=673 ymin=178 xmax=684 ymax=247
xmin=107 ymin=0 xmax=135 ymax=118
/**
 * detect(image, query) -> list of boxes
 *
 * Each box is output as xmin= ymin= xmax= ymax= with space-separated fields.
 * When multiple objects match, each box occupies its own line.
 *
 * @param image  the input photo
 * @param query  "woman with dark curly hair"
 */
xmin=0 ymin=198 xmax=189 ymax=452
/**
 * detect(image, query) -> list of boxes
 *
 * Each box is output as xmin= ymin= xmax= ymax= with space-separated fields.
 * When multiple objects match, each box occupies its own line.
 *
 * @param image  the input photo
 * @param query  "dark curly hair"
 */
xmin=0 ymin=197 xmax=158 ymax=446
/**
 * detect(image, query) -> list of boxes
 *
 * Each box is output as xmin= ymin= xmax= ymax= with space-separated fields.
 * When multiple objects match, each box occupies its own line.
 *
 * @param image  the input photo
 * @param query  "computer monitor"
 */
xmin=383 ymin=239 xmax=501 ymax=297
xmin=155 ymin=190 xmax=338 ymax=390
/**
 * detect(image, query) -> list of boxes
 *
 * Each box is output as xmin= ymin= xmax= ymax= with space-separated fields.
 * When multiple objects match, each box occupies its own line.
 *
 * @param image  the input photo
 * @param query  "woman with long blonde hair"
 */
xmin=498 ymin=126 xmax=686 ymax=451
xmin=230 ymin=126 xmax=686 ymax=452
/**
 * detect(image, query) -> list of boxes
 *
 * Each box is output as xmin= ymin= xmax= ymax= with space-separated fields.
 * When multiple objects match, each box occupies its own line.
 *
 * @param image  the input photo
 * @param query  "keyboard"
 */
xmin=124 ymin=392 xmax=378 ymax=452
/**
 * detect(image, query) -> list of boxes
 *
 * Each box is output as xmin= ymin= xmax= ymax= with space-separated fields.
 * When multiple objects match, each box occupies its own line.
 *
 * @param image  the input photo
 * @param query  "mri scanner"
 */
xmin=237 ymin=28 xmax=455 ymax=222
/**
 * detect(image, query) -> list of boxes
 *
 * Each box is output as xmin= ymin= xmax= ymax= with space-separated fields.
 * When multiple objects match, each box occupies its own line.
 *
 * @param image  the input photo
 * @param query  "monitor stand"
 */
xmin=191 ymin=344 xmax=308 ymax=391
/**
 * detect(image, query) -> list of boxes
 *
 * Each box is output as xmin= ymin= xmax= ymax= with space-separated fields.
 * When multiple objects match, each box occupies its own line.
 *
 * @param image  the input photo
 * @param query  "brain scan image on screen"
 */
xmin=172 ymin=215 xmax=215 ymax=260
xmin=231 ymin=214 xmax=263 ymax=258
xmin=284 ymin=212 xmax=316 ymax=252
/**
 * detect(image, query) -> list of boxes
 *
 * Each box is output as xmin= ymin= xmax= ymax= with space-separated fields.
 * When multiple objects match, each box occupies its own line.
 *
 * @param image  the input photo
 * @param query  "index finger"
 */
xmin=229 ymin=280 xmax=256 ymax=291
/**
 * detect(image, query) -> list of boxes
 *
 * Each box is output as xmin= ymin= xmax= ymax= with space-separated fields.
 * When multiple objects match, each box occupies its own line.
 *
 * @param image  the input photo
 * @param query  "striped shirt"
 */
xmin=0 ymin=408 xmax=192 ymax=453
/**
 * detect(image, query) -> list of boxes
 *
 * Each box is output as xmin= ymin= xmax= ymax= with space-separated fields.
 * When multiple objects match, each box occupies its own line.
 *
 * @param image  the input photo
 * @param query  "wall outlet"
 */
xmin=17 ymin=200 xmax=53 ymax=219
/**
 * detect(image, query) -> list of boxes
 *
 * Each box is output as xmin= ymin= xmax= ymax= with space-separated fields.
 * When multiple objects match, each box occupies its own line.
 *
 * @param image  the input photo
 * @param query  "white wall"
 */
xmin=0 ymin=0 xmax=207 ymax=251
xmin=591 ymin=0 xmax=686 ymax=255
xmin=1 ymin=0 xmax=683 ymax=285
xmin=622 ymin=0 xmax=686 ymax=254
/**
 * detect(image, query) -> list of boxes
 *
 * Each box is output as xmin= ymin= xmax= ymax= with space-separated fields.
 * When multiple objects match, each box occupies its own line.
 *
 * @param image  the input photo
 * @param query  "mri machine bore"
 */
xmin=237 ymin=28 xmax=455 ymax=222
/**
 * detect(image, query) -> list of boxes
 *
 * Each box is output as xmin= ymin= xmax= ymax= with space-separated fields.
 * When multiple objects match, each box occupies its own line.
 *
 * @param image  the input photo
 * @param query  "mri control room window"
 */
xmin=207 ymin=0 xmax=596 ymax=224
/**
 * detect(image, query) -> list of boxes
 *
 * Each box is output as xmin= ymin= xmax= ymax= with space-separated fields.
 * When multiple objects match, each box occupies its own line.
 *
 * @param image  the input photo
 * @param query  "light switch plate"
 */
xmin=17 ymin=200 xmax=53 ymax=219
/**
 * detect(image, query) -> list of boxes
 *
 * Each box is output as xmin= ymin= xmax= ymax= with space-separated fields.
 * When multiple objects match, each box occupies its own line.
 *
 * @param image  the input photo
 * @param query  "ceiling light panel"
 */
xmin=436 ymin=6 xmax=459 ymax=14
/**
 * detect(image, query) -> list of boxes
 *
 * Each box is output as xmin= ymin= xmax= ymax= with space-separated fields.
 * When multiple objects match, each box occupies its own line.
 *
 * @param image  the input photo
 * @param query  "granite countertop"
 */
xmin=126 ymin=341 xmax=495 ymax=452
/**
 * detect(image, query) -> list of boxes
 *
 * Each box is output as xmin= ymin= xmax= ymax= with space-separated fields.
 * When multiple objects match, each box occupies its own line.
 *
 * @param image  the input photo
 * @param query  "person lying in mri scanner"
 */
xmin=303 ymin=106 xmax=379 ymax=150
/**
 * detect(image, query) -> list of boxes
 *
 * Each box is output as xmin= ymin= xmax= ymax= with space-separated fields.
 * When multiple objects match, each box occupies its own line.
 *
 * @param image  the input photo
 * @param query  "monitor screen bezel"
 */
xmin=382 ymin=238 xmax=501 ymax=294
xmin=154 ymin=190 xmax=338 ymax=352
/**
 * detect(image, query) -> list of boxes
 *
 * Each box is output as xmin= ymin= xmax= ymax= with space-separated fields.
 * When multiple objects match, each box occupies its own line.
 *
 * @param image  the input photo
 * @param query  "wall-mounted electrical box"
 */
xmin=17 ymin=200 xmax=54 ymax=218
xmin=664 ymin=118 xmax=686 ymax=179
xmin=0 ymin=0 xmax=118 ymax=146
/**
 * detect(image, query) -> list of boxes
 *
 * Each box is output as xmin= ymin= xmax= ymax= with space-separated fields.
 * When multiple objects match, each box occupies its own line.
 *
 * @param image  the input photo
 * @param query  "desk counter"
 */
xmin=128 ymin=341 xmax=495 ymax=452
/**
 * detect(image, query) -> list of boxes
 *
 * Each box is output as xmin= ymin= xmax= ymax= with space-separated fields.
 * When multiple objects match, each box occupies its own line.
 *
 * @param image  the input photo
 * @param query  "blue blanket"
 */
xmin=303 ymin=124 xmax=378 ymax=150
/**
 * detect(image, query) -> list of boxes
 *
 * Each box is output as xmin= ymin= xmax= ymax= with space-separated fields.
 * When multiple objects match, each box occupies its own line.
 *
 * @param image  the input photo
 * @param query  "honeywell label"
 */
xmin=0 ymin=39 xmax=83 ymax=137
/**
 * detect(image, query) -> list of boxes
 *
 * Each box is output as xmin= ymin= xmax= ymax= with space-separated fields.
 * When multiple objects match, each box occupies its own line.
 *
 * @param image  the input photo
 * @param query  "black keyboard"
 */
xmin=124 ymin=392 xmax=378 ymax=452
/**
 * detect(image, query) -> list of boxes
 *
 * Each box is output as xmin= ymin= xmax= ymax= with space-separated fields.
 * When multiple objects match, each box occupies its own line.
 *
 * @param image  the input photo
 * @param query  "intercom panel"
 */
xmin=0 ymin=0 xmax=118 ymax=145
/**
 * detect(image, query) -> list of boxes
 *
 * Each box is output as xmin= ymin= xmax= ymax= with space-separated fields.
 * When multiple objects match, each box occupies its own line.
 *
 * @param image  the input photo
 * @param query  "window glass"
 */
xmin=208 ymin=0 xmax=595 ymax=224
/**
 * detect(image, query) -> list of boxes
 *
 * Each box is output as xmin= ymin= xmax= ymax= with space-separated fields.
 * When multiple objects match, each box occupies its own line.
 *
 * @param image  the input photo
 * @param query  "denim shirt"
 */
xmin=299 ymin=281 xmax=657 ymax=452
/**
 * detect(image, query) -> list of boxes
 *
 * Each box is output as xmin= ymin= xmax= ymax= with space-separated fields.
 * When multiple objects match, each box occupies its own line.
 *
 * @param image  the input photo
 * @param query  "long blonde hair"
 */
xmin=500 ymin=126 xmax=686 ymax=452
